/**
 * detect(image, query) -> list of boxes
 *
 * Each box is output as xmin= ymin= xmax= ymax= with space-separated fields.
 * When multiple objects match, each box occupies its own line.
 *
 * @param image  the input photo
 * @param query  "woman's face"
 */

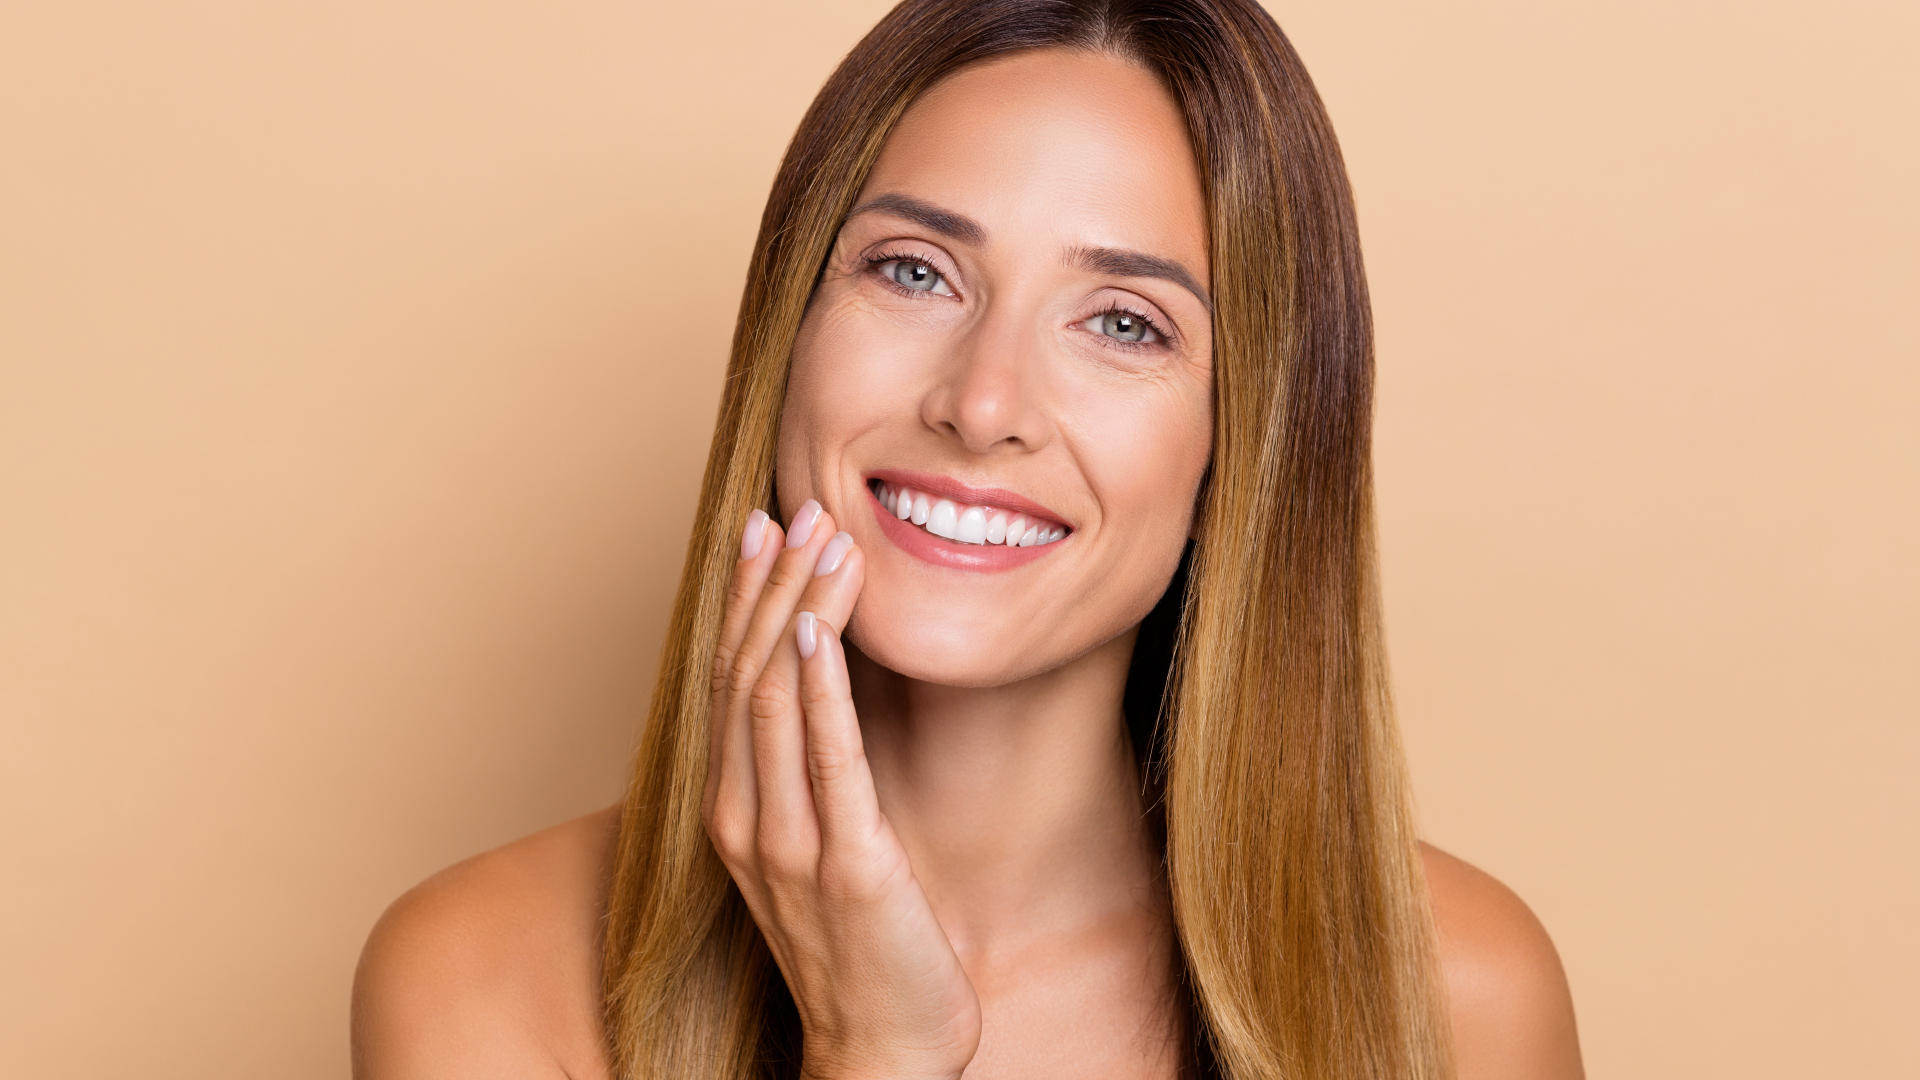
xmin=778 ymin=48 xmax=1213 ymax=688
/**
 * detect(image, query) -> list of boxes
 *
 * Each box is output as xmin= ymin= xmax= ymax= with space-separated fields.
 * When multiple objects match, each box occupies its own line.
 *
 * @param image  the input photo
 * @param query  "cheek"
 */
xmin=790 ymin=302 xmax=907 ymax=408
xmin=778 ymin=301 xmax=933 ymax=497
xmin=1062 ymin=373 xmax=1212 ymax=532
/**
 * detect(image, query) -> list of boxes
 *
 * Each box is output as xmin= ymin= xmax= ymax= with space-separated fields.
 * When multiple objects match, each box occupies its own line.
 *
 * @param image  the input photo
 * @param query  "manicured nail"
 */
xmin=740 ymin=509 xmax=770 ymax=560
xmin=815 ymin=531 xmax=854 ymax=577
xmin=785 ymin=499 xmax=822 ymax=548
xmin=796 ymin=610 xmax=817 ymax=660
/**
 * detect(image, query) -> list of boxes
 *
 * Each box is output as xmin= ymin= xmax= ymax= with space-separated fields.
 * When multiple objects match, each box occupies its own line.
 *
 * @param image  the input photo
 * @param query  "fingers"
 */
xmin=803 ymin=529 xmax=866 ymax=635
xmin=709 ymin=499 xmax=859 ymax=863
xmin=726 ymin=500 xmax=844 ymax=730
xmin=748 ymin=526 xmax=866 ymax=843
xmin=797 ymin=620 xmax=884 ymax=857
xmin=712 ymin=508 xmax=782 ymax=701
xmin=706 ymin=508 xmax=784 ymax=821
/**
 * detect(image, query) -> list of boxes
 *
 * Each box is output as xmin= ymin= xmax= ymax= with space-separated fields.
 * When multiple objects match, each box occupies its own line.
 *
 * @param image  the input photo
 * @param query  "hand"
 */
xmin=702 ymin=500 xmax=982 ymax=1080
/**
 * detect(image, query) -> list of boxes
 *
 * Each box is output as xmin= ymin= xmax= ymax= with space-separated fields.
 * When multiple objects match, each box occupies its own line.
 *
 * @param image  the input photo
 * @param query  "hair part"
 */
xmin=602 ymin=2 xmax=1453 ymax=1076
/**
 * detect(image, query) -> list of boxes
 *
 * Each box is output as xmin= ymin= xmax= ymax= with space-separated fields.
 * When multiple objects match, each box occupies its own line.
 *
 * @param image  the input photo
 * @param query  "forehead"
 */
xmin=857 ymin=48 xmax=1208 ymax=276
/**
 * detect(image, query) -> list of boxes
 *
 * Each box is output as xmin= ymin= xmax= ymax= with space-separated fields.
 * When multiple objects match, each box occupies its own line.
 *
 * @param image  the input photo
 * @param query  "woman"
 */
xmin=353 ymin=2 xmax=1583 ymax=1077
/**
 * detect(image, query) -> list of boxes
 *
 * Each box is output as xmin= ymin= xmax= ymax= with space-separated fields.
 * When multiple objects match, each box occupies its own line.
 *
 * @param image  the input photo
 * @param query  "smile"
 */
xmin=869 ymin=479 xmax=1069 ymax=547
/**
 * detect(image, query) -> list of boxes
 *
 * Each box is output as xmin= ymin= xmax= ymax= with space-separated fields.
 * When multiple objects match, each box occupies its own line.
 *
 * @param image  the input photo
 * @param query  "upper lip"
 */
xmin=864 ymin=468 xmax=1071 ymax=528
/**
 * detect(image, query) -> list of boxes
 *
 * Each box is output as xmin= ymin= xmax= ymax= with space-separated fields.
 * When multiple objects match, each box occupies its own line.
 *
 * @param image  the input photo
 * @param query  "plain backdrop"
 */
xmin=2 ymin=1 xmax=1914 ymax=1076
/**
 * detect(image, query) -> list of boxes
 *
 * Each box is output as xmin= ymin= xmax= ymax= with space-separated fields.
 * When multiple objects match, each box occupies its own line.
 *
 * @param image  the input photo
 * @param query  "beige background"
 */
xmin=2 ymin=1 xmax=1914 ymax=1076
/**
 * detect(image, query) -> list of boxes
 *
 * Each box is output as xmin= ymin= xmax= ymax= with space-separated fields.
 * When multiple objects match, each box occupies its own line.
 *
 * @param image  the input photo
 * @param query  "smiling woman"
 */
xmin=351 ymin=2 xmax=1581 ymax=1079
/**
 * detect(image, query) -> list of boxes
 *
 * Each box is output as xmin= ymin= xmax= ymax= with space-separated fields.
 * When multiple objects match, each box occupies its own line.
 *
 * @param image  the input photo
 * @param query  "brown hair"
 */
xmin=602 ymin=1 xmax=1451 ymax=1076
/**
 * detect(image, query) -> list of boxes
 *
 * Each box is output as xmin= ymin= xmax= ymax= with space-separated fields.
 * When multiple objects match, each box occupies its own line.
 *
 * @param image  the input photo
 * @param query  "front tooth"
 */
xmin=926 ymin=499 xmax=960 ymax=539
xmin=1019 ymin=525 xmax=1040 ymax=547
xmin=984 ymin=512 xmax=1009 ymax=545
xmin=956 ymin=506 xmax=988 ymax=544
xmin=910 ymin=493 xmax=932 ymax=525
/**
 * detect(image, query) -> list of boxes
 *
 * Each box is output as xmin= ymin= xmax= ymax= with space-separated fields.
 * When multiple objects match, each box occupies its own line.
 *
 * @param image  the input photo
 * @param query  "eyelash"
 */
xmin=861 ymin=248 xmax=1174 ymax=351
xmin=1089 ymin=304 xmax=1173 ymax=351
xmin=864 ymin=248 xmax=954 ymax=298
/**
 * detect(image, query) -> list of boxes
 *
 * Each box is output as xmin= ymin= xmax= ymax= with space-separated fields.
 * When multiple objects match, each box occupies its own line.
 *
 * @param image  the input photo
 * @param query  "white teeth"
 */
xmin=872 ymin=481 xmax=1067 ymax=549
xmin=927 ymin=498 xmax=959 ymax=539
xmin=956 ymin=505 xmax=988 ymax=544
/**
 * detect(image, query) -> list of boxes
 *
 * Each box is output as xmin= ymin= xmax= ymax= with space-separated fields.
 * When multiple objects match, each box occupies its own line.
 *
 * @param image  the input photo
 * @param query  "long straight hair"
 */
xmin=602 ymin=2 xmax=1451 ymax=1076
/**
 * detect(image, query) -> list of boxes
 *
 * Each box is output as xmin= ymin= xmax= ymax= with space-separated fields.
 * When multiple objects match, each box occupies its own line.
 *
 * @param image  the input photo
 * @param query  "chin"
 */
xmin=844 ymin=600 xmax=1052 ymax=689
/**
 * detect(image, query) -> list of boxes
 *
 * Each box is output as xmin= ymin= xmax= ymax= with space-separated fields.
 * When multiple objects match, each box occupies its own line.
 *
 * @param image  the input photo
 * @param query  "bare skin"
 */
xmin=353 ymin=816 xmax=1580 ymax=1079
xmin=354 ymin=49 xmax=1582 ymax=1080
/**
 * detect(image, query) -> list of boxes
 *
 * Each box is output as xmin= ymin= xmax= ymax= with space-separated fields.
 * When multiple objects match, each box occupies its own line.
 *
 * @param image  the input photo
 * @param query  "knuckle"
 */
xmin=807 ymin=746 xmax=861 ymax=785
xmin=764 ymin=559 xmax=807 ymax=592
xmin=726 ymin=648 xmax=764 ymax=697
xmin=797 ymin=671 xmax=842 ymax=710
xmin=709 ymin=646 xmax=738 ymax=697
xmin=705 ymin=804 xmax=752 ymax=853
xmin=747 ymin=675 xmax=793 ymax=724
xmin=727 ymin=569 xmax=760 ymax=606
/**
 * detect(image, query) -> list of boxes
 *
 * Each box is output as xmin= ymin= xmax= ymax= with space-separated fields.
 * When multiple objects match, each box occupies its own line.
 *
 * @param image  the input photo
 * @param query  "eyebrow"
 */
xmin=847 ymin=193 xmax=1211 ymax=311
xmin=1069 ymin=246 xmax=1212 ymax=312
xmin=847 ymin=193 xmax=986 ymax=246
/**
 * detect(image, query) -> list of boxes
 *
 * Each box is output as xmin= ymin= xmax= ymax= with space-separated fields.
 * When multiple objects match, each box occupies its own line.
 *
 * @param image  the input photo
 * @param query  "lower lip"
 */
xmin=869 ymin=489 xmax=1065 ymax=572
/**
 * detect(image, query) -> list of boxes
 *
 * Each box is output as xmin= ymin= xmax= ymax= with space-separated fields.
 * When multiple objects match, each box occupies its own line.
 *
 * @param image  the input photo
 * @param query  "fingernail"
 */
xmin=796 ymin=610 xmax=817 ymax=660
xmin=814 ymin=531 xmax=854 ymax=577
xmin=740 ymin=509 xmax=770 ymax=560
xmin=785 ymin=499 xmax=822 ymax=548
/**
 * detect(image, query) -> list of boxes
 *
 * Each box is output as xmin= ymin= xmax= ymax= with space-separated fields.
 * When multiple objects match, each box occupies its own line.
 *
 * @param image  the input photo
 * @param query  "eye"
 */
xmin=1083 ymin=309 xmax=1160 ymax=345
xmin=878 ymin=259 xmax=954 ymax=296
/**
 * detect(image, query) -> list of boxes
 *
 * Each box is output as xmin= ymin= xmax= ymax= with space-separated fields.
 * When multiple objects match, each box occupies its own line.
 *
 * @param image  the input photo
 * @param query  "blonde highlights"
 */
xmin=603 ymin=2 xmax=1451 ymax=1076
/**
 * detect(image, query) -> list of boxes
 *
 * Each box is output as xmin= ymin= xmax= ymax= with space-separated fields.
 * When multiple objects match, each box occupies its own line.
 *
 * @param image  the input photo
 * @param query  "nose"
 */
xmin=919 ymin=306 xmax=1051 ymax=456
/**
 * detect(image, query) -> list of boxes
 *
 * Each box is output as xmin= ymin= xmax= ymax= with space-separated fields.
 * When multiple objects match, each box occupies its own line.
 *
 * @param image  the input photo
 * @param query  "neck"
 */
xmin=845 ymin=629 xmax=1164 ymax=957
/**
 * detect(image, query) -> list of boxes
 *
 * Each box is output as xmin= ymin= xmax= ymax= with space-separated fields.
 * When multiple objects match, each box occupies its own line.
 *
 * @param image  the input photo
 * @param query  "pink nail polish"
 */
xmin=740 ymin=509 xmax=770 ymax=560
xmin=796 ymin=610 xmax=817 ymax=660
xmin=815 ymin=532 xmax=854 ymax=577
xmin=786 ymin=499 xmax=822 ymax=548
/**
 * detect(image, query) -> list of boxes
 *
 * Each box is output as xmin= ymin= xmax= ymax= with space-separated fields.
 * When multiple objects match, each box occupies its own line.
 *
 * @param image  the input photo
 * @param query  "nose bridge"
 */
xmin=925 ymin=297 xmax=1047 ymax=455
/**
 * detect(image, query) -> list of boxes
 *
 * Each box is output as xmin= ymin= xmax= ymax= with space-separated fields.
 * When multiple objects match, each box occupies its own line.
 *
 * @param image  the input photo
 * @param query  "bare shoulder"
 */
xmin=351 ymin=807 xmax=620 ymax=1080
xmin=1420 ymin=843 xmax=1585 ymax=1080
